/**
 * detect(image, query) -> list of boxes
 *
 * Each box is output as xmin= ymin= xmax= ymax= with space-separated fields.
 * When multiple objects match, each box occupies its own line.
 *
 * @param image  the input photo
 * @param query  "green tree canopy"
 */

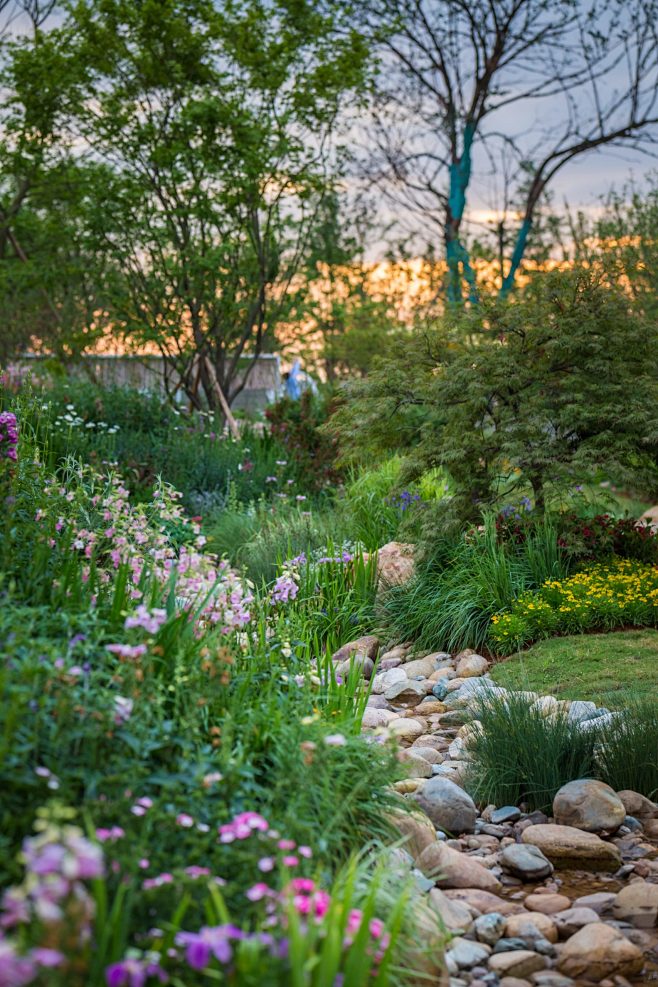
xmin=331 ymin=269 xmax=658 ymax=519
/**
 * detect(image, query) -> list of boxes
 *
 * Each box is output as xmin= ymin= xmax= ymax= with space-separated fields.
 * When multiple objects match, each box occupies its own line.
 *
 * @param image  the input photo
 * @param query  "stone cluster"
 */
xmin=332 ymin=635 xmax=658 ymax=986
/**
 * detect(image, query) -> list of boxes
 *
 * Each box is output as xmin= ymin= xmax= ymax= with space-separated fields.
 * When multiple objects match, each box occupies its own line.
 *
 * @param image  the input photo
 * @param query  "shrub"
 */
xmin=464 ymin=691 xmax=600 ymax=812
xmin=556 ymin=512 xmax=658 ymax=564
xmin=330 ymin=268 xmax=658 ymax=523
xmin=491 ymin=559 xmax=658 ymax=652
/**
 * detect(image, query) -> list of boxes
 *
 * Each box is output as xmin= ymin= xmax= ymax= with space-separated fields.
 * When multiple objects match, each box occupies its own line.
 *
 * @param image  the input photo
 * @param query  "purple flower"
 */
xmin=106 ymin=957 xmax=168 ymax=987
xmin=176 ymin=926 xmax=244 ymax=970
xmin=270 ymin=574 xmax=299 ymax=604
xmin=0 ymin=411 xmax=19 ymax=463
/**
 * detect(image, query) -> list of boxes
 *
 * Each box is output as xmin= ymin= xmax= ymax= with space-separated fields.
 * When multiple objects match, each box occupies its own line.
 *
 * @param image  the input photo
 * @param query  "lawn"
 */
xmin=490 ymin=629 xmax=658 ymax=706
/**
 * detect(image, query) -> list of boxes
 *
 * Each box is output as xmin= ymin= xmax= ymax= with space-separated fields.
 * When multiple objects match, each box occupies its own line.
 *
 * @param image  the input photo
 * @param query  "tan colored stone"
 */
xmin=443 ymin=888 xmax=523 ymax=915
xmin=505 ymin=911 xmax=557 ymax=943
xmin=523 ymin=893 xmax=571 ymax=915
xmin=553 ymin=780 xmax=626 ymax=833
xmin=488 ymin=951 xmax=547 ymax=978
xmin=521 ymin=824 xmax=621 ymax=869
xmin=398 ymin=749 xmax=433 ymax=778
xmin=428 ymin=887 xmax=473 ymax=932
xmin=377 ymin=541 xmax=415 ymax=588
xmin=616 ymin=790 xmax=658 ymax=820
xmin=403 ymin=656 xmax=439 ymax=678
xmin=417 ymin=842 xmax=502 ymax=892
xmin=331 ymin=634 xmax=379 ymax=663
xmin=393 ymin=779 xmax=422 ymax=794
xmin=389 ymin=810 xmax=437 ymax=860
xmin=455 ymin=653 xmax=489 ymax=678
xmin=387 ymin=717 xmax=425 ymax=741
xmin=557 ymin=923 xmax=644 ymax=980
xmin=612 ymin=881 xmax=658 ymax=928
xmin=413 ymin=700 xmax=446 ymax=715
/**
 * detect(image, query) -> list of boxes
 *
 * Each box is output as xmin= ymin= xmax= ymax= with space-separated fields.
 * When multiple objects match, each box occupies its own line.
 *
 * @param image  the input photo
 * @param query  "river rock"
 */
xmin=403 ymin=655 xmax=440 ymax=678
xmin=571 ymin=892 xmax=615 ymax=914
xmin=491 ymin=806 xmax=522 ymax=825
xmin=428 ymin=887 xmax=473 ymax=932
xmin=455 ymin=653 xmax=489 ymax=678
xmin=567 ymin=700 xmax=598 ymax=723
xmin=398 ymin=749 xmax=433 ymax=778
xmin=488 ymin=950 xmax=546 ymax=978
xmin=417 ymin=842 xmax=502 ymax=892
xmin=385 ymin=679 xmax=429 ymax=703
xmin=377 ymin=541 xmax=415 ymax=587
xmin=390 ymin=810 xmax=437 ymax=859
xmin=331 ymin=634 xmax=379 ymax=664
xmin=413 ymin=775 xmax=478 ymax=834
xmin=524 ymin=893 xmax=571 ymax=915
xmin=612 ymin=880 xmax=658 ymax=928
xmin=521 ymin=824 xmax=622 ymax=869
xmin=617 ymin=790 xmax=658 ymax=820
xmin=473 ymin=912 xmax=507 ymax=944
xmin=335 ymin=654 xmax=374 ymax=679
xmin=361 ymin=707 xmax=398 ymax=729
xmin=505 ymin=912 xmax=557 ymax=943
xmin=501 ymin=844 xmax=554 ymax=881
xmin=387 ymin=717 xmax=425 ymax=742
xmin=553 ymin=907 xmax=601 ymax=938
xmin=553 ymin=780 xmax=626 ymax=833
xmin=446 ymin=936 xmax=492 ymax=969
xmin=556 ymin=923 xmax=644 ymax=979
xmin=371 ymin=667 xmax=407 ymax=694
xmin=444 ymin=888 xmax=523 ymax=915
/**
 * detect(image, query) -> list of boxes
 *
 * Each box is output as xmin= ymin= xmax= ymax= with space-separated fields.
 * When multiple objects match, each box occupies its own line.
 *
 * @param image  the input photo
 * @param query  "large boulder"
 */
xmin=417 ymin=842 xmax=502 ymax=892
xmin=557 ymin=923 xmax=644 ymax=980
xmin=612 ymin=881 xmax=658 ymax=928
xmin=553 ymin=780 xmax=626 ymax=832
xmin=376 ymin=541 xmax=416 ymax=588
xmin=413 ymin=776 xmax=477 ymax=834
xmin=521 ymin=824 xmax=621 ymax=869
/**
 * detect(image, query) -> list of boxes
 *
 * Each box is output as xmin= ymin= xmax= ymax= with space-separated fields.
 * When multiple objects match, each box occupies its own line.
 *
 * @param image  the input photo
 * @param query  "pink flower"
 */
xmin=245 ymin=883 xmax=271 ymax=902
xmin=176 ymin=814 xmax=194 ymax=828
xmin=298 ymin=846 xmax=312 ymax=859
xmin=283 ymin=856 xmax=299 ymax=867
xmin=257 ymin=857 xmax=274 ymax=873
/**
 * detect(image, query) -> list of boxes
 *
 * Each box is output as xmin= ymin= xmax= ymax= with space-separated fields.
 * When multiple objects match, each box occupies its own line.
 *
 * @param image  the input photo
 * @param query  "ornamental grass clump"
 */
xmin=464 ymin=690 xmax=600 ymax=812
xmin=597 ymin=695 xmax=658 ymax=798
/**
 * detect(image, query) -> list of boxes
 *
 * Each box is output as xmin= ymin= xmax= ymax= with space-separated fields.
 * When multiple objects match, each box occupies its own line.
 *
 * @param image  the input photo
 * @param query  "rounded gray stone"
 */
xmin=500 ymin=843 xmax=554 ymax=880
xmin=413 ymin=776 xmax=478 ymax=834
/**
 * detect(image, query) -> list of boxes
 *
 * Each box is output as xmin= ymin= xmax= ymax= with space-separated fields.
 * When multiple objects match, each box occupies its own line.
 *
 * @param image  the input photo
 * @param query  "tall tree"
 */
xmin=57 ymin=0 xmax=370 ymax=410
xmin=361 ymin=0 xmax=658 ymax=303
